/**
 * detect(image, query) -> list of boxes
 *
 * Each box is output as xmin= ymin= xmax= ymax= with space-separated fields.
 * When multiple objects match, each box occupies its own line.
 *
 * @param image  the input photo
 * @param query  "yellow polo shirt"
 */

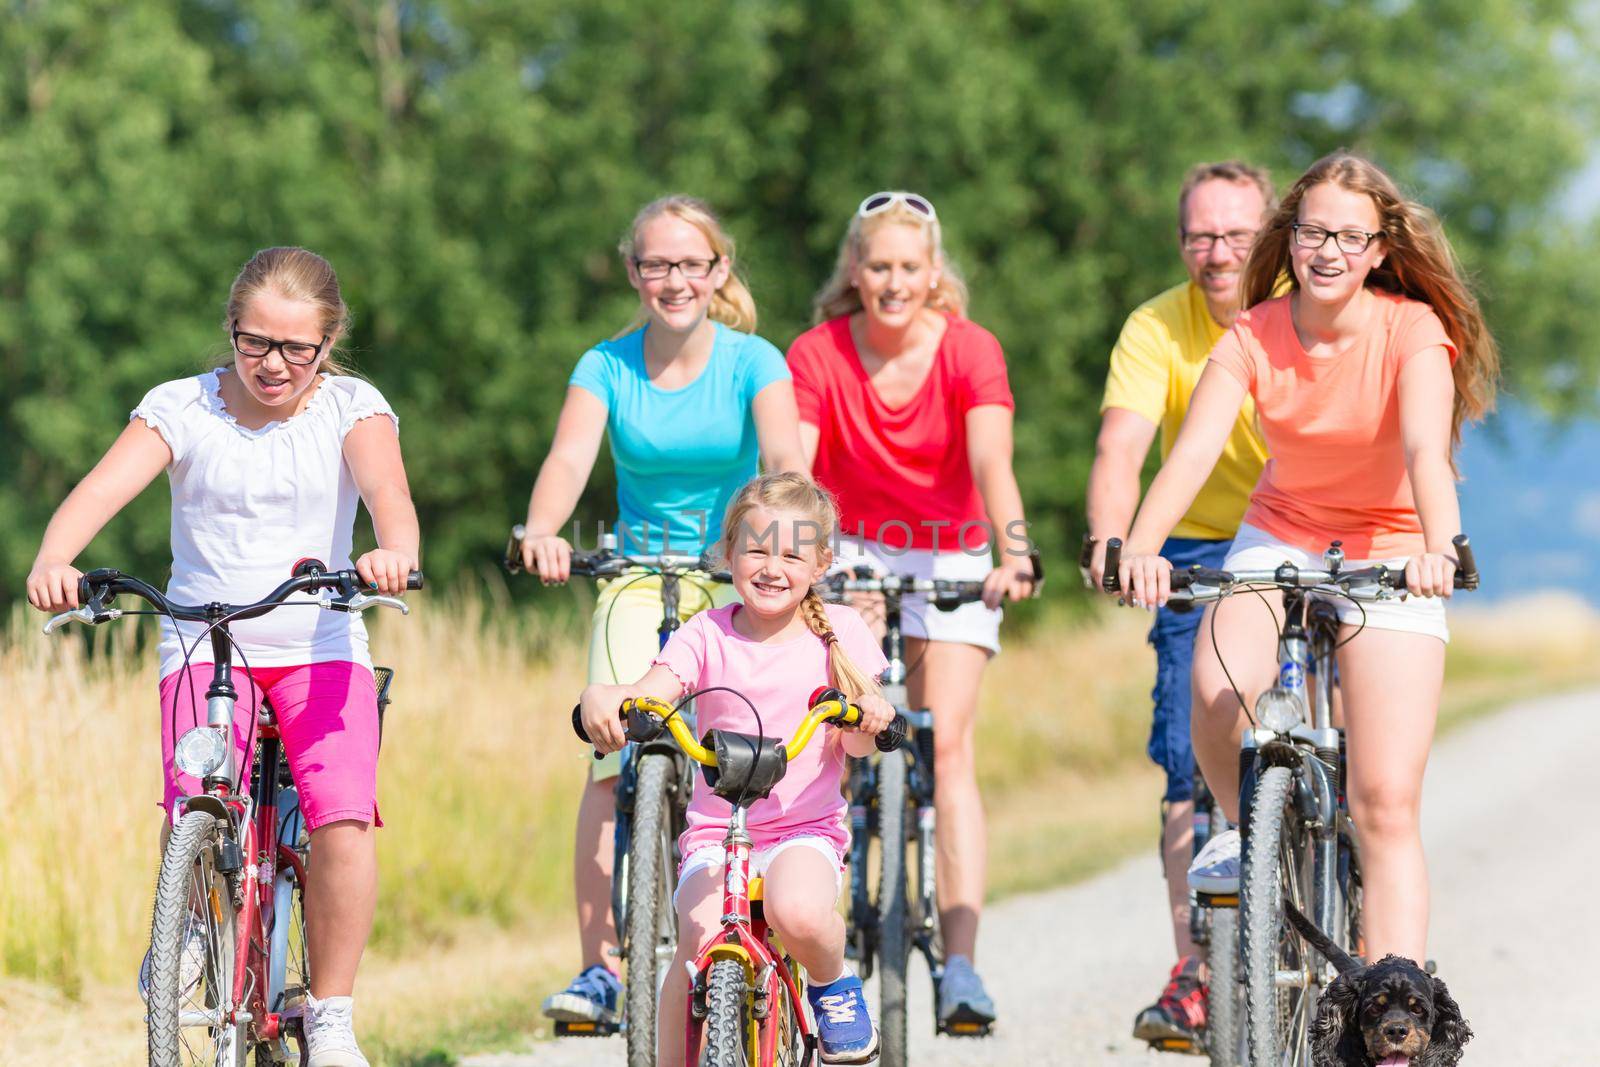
xmin=1100 ymin=281 xmax=1268 ymax=541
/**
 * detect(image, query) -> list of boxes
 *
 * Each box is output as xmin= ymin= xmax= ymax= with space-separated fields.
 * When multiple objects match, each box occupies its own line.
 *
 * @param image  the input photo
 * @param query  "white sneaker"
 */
xmin=137 ymin=914 xmax=208 ymax=1003
xmin=305 ymin=993 xmax=370 ymax=1067
xmin=1188 ymin=828 xmax=1242 ymax=894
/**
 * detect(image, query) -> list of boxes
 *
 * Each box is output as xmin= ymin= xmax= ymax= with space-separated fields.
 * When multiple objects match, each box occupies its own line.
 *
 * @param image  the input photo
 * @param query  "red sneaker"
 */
xmin=1132 ymin=956 xmax=1207 ymax=1047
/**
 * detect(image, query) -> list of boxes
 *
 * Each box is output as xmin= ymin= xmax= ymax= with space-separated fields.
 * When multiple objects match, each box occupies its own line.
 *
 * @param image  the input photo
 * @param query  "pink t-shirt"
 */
xmin=653 ymin=602 xmax=889 ymax=859
xmin=1206 ymin=291 xmax=1458 ymax=558
xmin=787 ymin=314 xmax=1014 ymax=551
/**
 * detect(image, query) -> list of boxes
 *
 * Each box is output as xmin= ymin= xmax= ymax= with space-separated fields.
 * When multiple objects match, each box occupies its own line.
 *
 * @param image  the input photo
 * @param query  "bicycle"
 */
xmin=573 ymin=689 xmax=906 ymax=1067
xmin=506 ymin=524 xmax=731 ymax=1061
xmin=1103 ymin=533 xmax=1477 ymax=1066
xmin=820 ymin=561 xmax=1037 ymax=1064
xmin=42 ymin=560 xmax=420 ymax=1066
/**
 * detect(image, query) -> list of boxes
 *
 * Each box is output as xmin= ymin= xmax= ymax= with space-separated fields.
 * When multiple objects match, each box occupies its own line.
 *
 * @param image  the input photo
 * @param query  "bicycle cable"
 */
xmin=676 ymin=684 xmax=765 ymax=811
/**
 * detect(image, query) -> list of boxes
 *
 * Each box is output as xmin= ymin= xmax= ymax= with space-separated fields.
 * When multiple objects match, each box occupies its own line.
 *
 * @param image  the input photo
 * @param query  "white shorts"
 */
xmin=830 ymin=536 xmax=1001 ymax=655
xmin=674 ymin=835 xmax=844 ymax=909
xmin=1223 ymin=524 xmax=1450 ymax=643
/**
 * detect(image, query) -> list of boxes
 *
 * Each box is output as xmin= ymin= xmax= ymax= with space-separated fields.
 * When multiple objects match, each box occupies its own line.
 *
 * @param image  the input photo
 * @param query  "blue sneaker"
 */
xmin=541 ymin=964 xmax=621 ymax=1024
xmin=938 ymin=955 xmax=996 ymax=1026
xmin=806 ymin=973 xmax=879 ymax=1064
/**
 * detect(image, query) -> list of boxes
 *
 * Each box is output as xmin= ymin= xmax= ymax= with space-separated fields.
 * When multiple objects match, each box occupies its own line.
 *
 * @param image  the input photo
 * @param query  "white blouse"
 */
xmin=130 ymin=369 xmax=398 ymax=678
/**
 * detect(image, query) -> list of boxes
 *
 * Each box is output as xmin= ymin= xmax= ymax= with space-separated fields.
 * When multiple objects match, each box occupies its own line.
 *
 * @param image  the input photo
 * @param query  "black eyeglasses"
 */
xmin=232 ymin=324 xmax=327 ymax=366
xmin=1291 ymin=223 xmax=1384 ymax=255
xmin=1181 ymin=229 xmax=1257 ymax=253
xmin=632 ymin=256 xmax=720 ymax=281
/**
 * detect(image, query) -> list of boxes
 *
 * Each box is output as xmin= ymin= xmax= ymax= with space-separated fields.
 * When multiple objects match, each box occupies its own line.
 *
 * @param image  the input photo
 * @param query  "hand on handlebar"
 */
xmin=1117 ymin=551 xmax=1173 ymax=611
xmin=355 ymin=549 xmax=419 ymax=597
xmin=578 ymin=683 xmax=633 ymax=755
xmin=26 ymin=560 xmax=84 ymax=613
xmin=1405 ymin=552 xmax=1459 ymax=599
xmin=522 ymin=532 xmax=574 ymax=584
xmin=981 ymin=562 xmax=1036 ymax=609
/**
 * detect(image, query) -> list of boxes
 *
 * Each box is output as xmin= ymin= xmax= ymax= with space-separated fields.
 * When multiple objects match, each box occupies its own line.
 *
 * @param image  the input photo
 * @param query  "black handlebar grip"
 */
xmin=875 ymin=714 xmax=908 ymax=753
xmin=571 ymin=704 xmax=591 ymax=744
xmin=1452 ymin=534 xmax=1479 ymax=591
xmin=407 ymin=571 xmax=425 ymax=591
xmin=1102 ymin=538 xmax=1124 ymax=593
xmin=504 ymin=524 xmax=527 ymax=574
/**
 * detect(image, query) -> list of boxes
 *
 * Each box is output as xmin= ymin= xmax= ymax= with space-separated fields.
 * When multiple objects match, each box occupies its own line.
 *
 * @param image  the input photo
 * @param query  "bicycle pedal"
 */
xmin=1147 ymin=1036 xmax=1203 ymax=1055
xmin=554 ymin=1019 xmax=622 ymax=1037
xmin=937 ymin=1007 xmax=994 ymax=1038
xmin=1196 ymin=891 xmax=1239 ymax=908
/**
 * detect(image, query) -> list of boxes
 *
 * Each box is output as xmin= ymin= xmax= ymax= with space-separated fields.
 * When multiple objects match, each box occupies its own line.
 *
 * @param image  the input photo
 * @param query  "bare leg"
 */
xmin=574 ymin=773 xmax=619 ymax=969
xmin=1162 ymin=801 xmax=1197 ymax=959
xmin=1338 ymin=626 xmax=1444 ymax=963
xmin=1188 ymin=596 xmax=1282 ymax=824
xmin=305 ymin=820 xmax=376 ymax=997
xmin=763 ymin=847 xmax=848 ymax=982
xmin=906 ymin=637 xmax=989 ymax=961
xmin=658 ymin=865 xmax=724 ymax=1067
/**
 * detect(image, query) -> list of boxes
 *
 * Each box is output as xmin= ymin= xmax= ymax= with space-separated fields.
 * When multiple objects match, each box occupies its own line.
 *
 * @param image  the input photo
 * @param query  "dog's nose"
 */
xmin=1384 ymin=1022 xmax=1411 ymax=1044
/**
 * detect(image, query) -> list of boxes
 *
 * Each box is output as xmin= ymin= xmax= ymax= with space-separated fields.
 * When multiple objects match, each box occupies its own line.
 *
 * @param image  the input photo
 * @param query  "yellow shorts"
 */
xmin=586 ymin=568 xmax=739 ymax=780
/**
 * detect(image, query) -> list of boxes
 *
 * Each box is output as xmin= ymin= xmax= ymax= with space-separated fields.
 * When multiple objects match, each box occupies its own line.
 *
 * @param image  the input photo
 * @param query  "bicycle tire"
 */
xmin=1205 ymin=905 xmax=1243 ymax=1067
xmin=875 ymin=750 xmax=911 ymax=1067
xmin=698 ymin=958 xmax=751 ymax=1067
xmin=148 ymin=809 xmax=248 ymax=1067
xmin=626 ymin=752 xmax=676 ymax=1067
xmin=1242 ymin=765 xmax=1314 ymax=1066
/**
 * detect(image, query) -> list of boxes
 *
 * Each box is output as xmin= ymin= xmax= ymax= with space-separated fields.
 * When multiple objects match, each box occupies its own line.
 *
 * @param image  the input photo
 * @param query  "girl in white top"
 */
xmin=26 ymin=247 xmax=419 ymax=1067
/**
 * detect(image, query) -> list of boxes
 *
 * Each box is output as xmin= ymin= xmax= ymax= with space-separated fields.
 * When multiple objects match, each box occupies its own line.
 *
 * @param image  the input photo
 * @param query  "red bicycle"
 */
xmin=575 ymin=689 xmax=904 ymax=1067
xmin=44 ymin=561 xmax=419 ymax=1066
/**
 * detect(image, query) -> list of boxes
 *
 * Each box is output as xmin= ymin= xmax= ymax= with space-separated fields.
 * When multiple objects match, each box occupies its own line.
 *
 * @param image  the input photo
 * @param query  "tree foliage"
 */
xmin=3 ymin=0 xmax=1597 ymax=598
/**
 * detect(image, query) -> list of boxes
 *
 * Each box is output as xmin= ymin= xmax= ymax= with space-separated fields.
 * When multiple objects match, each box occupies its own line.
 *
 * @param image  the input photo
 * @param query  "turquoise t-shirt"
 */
xmin=570 ymin=322 xmax=790 ymax=555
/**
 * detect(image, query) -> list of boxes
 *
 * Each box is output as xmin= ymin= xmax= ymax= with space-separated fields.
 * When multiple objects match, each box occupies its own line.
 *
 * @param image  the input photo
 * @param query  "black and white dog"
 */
xmin=1284 ymin=902 xmax=1472 ymax=1067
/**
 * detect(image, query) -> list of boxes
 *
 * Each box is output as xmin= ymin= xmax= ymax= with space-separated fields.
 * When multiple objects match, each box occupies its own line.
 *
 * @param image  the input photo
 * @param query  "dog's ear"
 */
xmin=1311 ymin=968 xmax=1363 ymax=1067
xmin=1420 ymin=975 xmax=1472 ymax=1067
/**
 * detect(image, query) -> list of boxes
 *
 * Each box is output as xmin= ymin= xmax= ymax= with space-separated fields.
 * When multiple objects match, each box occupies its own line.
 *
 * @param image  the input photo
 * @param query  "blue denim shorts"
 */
xmin=1146 ymin=537 xmax=1233 ymax=803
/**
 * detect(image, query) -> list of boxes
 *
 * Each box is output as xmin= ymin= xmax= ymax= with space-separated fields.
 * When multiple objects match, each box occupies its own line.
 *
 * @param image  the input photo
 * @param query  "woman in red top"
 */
xmin=788 ymin=191 xmax=1036 ymax=1024
xmin=1116 ymin=154 xmax=1499 ymax=965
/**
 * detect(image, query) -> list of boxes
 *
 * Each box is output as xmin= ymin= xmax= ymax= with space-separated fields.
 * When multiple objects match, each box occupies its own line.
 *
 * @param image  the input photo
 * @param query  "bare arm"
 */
xmin=752 ymin=380 xmax=807 ymax=474
xmin=579 ymin=663 xmax=685 ymax=753
xmin=966 ymin=404 xmax=1037 ymax=607
xmin=1397 ymin=345 xmax=1461 ymax=597
xmin=1120 ymin=364 xmax=1248 ymax=606
xmin=798 ymin=421 xmax=820 ymax=470
xmin=344 ymin=415 xmax=420 ymax=595
xmin=1084 ymin=407 xmax=1158 ymax=586
xmin=521 ymin=386 xmax=609 ymax=581
xmin=26 ymin=420 xmax=172 ymax=611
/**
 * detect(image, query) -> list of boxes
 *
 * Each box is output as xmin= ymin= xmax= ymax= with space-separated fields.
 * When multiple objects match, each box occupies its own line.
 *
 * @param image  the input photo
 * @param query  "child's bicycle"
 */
xmin=817 ymin=567 xmax=1001 ymax=1064
xmin=1104 ymin=534 xmax=1477 ymax=1066
xmin=43 ymin=560 xmax=420 ymax=1066
xmin=574 ymin=690 xmax=906 ymax=1067
xmin=506 ymin=525 xmax=731 ymax=1061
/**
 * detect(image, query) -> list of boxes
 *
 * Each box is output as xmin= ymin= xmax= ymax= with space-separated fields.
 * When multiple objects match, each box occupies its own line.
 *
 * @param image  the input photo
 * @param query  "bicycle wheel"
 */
xmin=874 ymin=750 xmax=911 ymax=1067
xmin=262 ymin=785 xmax=310 ymax=1066
xmin=148 ymin=809 xmax=249 ymax=1067
xmin=698 ymin=958 xmax=751 ymax=1067
xmin=1205 ymin=905 xmax=1244 ymax=1067
xmin=1242 ymin=765 xmax=1315 ymax=1066
xmin=626 ymin=752 xmax=677 ymax=1067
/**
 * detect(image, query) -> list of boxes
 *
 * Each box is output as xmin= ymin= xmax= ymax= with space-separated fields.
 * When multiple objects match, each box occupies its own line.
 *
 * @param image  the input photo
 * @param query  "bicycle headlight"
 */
xmin=1254 ymin=687 xmax=1307 ymax=734
xmin=174 ymin=727 xmax=229 ymax=779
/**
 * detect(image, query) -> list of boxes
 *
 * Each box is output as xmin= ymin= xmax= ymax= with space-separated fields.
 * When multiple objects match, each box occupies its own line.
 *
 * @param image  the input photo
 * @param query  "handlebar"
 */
xmin=1098 ymin=534 xmax=1479 ymax=603
xmin=43 ymin=563 xmax=425 ymax=635
xmin=504 ymin=524 xmax=730 ymax=582
xmin=820 ymin=569 xmax=989 ymax=611
xmin=571 ymin=690 xmax=906 ymax=762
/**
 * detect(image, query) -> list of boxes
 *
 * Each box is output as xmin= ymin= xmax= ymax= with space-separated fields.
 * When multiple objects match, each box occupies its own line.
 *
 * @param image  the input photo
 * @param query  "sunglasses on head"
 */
xmin=856 ymin=191 xmax=938 ymax=221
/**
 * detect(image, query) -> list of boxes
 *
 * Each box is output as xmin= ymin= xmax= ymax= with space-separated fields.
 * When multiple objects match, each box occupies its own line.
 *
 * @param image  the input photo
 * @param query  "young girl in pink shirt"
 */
xmin=1116 ymin=153 xmax=1499 ymax=968
xmin=579 ymin=472 xmax=895 ymax=1066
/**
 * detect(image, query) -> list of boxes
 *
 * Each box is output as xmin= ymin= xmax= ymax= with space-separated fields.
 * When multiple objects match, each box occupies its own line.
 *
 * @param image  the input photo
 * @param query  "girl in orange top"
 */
xmin=1116 ymin=153 xmax=1498 ymax=965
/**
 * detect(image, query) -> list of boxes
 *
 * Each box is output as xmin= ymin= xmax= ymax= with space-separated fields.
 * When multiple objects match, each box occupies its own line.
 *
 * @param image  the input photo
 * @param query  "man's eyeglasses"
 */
xmin=857 ymin=191 xmax=938 ymax=221
xmin=1181 ymin=229 xmax=1257 ymax=253
xmin=1291 ymin=223 xmax=1383 ymax=255
xmin=632 ymin=256 xmax=720 ymax=281
xmin=232 ymin=325 xmax=326 ymax=366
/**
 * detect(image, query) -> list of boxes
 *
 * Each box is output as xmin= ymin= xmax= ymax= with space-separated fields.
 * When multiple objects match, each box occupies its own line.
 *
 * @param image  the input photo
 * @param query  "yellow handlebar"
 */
xmin=620 ymin=694 xmax=861 ymax=766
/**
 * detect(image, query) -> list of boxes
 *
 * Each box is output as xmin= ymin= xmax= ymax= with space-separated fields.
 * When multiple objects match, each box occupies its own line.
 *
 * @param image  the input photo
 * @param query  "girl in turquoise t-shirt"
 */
xmin=518 ymin=195 xmax=805 ymax=1026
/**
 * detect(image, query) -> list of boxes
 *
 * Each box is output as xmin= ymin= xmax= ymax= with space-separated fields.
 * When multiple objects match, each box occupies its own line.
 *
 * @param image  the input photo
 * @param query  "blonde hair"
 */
xmin=618 ymin=196 xmax=758 ymax=335
xmin=1242 ymin=152 xmax=1499 ymax=454
xmin=220 ymin=247 xmax=354 ymax=374
xmin=719 ymin=472 xmax=881 ymax=701
xmin=812 ymin=196 xmax=970 ymax=323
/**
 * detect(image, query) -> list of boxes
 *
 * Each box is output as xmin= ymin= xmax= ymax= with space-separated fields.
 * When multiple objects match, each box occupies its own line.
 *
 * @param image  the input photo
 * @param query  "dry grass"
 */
xmin=2 ymin=592 xmax=1597 ymax=1064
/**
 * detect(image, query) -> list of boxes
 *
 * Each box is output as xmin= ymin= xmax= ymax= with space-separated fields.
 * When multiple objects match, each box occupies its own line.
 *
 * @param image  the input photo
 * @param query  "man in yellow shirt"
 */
xmin=1086 ymin=160 xmax=1272 ymax=1051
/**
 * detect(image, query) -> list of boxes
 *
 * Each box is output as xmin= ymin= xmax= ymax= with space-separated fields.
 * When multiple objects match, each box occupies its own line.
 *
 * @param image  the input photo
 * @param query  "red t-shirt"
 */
xmin=787 ymin=314 xmax=1014 ymax=551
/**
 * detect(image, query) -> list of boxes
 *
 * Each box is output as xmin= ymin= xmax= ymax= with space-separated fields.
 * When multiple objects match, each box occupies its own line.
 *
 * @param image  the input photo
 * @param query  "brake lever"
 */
xmin=326 ymin=592 xmax=410 ymax=615
xmin=43 ymin=605 xmax=121 ymax=634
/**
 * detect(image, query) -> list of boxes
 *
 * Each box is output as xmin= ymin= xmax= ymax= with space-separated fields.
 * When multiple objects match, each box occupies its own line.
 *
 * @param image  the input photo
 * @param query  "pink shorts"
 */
xmin=158 ymin=662 xmax=381 ymax=832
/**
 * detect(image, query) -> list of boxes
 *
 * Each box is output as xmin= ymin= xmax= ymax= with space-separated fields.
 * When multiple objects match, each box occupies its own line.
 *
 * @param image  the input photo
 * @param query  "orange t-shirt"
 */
xmin=1206 ymin=291 xmax=1457 ymax=558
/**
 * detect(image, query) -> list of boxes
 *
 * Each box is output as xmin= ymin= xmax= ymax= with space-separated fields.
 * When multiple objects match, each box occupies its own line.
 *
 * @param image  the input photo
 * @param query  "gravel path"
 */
xmin=464 ymin=687 xmax=1600 ymax=1065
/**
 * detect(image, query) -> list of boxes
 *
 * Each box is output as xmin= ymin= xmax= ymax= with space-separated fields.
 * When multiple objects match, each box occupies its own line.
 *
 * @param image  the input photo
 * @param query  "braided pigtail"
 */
xmin=800 ymin=588 xmax=880 ymax=701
